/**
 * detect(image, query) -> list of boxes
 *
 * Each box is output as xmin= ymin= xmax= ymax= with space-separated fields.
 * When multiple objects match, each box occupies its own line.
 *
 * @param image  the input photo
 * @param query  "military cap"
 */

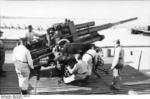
xmin=28 ymin=25 xmax=33 ymax=29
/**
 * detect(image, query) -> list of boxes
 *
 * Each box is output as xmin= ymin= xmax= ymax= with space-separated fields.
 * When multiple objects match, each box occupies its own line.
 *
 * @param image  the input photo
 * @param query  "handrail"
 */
xmin=101 ymin=46 xmax=150 ymax=48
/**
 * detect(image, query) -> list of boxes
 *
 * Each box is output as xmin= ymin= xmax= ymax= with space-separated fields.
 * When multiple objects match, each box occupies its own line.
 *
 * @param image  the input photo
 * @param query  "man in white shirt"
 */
xmin=82 ymin=46 xmax=97 ymax=76
xmin=12 ymin=38 xmax=34 ymax=94
xmin=111 ymin=39 xmax=124 ymax=90
xmin=25 ymin=25 xmax=41 ymax=44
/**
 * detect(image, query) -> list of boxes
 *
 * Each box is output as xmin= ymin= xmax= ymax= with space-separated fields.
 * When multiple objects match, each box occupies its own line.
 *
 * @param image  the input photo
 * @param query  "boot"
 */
xmin=111 ymin=77 xmax=121 ymax=90
xmin=21 ymin=90 xmax=28 ymax=95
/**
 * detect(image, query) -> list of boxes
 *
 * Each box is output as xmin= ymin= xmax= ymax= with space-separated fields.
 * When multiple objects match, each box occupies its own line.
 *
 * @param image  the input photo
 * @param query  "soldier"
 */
xmin=63 ymin=53 xmax=89 ymax=84
xmin=110 ymin=39 xmax=124 ymax=90
xmin=46 ymin=28 xmax=55 ymax=48
xmin=25 ymin=25 xmax=42 ymax=44
xmin=0 ymin=30 xmax=5 ymax=74
xmin=12 ymin=38 xmax=34 ymax=94
xmin=82 ymin=45 xmax=98 ymax=76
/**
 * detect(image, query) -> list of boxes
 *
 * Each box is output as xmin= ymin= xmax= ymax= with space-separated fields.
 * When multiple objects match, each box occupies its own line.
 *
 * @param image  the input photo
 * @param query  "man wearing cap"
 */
xmin=0 ymin=30 xmax=5 ymax=74
xmin=25 ymin=25 xmax=42 ymax=44
xmin=12 ymin=38 xmax=34 ymax=94
xmin=110 ymin=39 xmax=124 ymax=90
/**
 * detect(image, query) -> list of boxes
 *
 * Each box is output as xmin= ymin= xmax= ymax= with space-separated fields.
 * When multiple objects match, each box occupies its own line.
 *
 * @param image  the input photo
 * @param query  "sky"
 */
xmin=0 ymin=0 xmax=150 ymax=44
xmin=0 ymin=1 xmax=150 ymax=23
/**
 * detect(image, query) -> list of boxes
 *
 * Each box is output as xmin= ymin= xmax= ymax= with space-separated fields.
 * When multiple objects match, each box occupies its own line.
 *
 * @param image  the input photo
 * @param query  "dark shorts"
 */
xmin=115 ymin=64 xmax=123 ymax=69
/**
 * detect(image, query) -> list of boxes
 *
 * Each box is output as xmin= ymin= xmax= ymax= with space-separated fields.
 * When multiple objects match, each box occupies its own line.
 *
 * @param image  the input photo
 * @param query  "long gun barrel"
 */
xmin=113 ymin=17 xmax=138 ymax=25
xmin=77 ymin=17 xmax=138 ymax=36
xmin=75 ymin=21 xmax=95 ymax=29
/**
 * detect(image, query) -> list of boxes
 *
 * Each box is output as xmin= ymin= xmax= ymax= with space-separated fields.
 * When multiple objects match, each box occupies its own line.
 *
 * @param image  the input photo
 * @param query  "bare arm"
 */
xmin=67 ymin=65 xmax=77 ymax=74
xmin=33 ymin=31 xmax=42 ymax=37
xmin=26 ymin=50 xmax=34 ymax=69
xmin=111 ymin=47 xmax=121 ymax=69
xmin=46 ymin=34 xmax=51 ymax=46
xmin=12 ymin=49 xmax=16 ymax=63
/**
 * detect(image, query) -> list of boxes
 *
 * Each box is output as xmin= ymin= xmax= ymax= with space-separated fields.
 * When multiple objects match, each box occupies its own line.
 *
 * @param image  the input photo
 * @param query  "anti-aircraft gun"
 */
xmin=30 ymin=17 xmax=138 ymax=64
xmin=29 ymin=17 xmax=138 ymax=79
